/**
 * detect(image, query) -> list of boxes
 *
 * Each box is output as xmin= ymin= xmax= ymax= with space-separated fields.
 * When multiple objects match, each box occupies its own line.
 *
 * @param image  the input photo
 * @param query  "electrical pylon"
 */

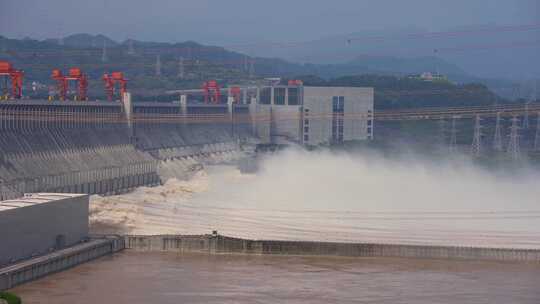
xmin=534 ymin=112 xmax=540 ymax=151
xmin=470 ymin=114 xmax=483 ymax=157
xmin=493 ymin=112 xmax=504 ymax=152
xmin=101 ymin=40 xmax=108 ymax=63
xmin=155 ymin=54 xmax=162 ymax=77
xmin=449 ymin=115 xmax=458 ymax=153
xmin=523 ymin=103 xmax=530 ymax=129
xmin=438 ymin=116 xmax=447 ymax=145
xmin=127 ymin=39 xmax=135 ymax=55
xmin=507 ymin=116 xmax=521 ymax=160
xmin=178 ymin=56 xmax=185 ymax=79
xmin=249 ymin=58 xmax=255 ymax=79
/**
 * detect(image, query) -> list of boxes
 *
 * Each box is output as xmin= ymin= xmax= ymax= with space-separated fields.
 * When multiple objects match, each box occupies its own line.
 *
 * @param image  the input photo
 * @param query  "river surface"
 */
xmin=11 ymin=251 xmax=540 ymax=303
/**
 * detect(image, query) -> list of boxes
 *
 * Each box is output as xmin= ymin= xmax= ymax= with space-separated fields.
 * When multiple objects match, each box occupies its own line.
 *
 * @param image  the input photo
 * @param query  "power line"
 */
xmin=346 ymin=23 xmax=540 ymax=45
xmin=435 ymin=40 xmax=540 ymax=53
xmin=1 ymin=102 xmax=538 ymax=124
xmin=224 ymin=23 xmax=540 ymax=49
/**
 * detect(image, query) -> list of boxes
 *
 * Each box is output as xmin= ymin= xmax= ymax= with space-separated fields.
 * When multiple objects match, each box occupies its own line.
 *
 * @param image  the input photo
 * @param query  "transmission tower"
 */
xmin=523 ymin=103 xmax=530 ymax=129
xmin=178 ymin=56 xmax=185 ymax=79
xmin=493 ymin=112 xmax=504 ymax=152
xmin=534 ymin=112 xmax=540 ymax=151
xmin=101 ymin=40 xmax=108 ymax=63
xmin=449 ymin=115 xmax=458 ymax=153
xmin=534 ymin=79 xmax=538 ymax=103
xmin=470 ymin=114 xmax=483 ymax=157
xmin=155 ymin=54 xmax=162 ymax=77
xmin=249 ymin=58 xmax=255 ymax=79
xmin=127 ymin=39 xmax=135 ymax=55
xmin=438 ymin=117 xmax=447 ymax=145
xmin=507 ymin=116 xmax=521 ymax=160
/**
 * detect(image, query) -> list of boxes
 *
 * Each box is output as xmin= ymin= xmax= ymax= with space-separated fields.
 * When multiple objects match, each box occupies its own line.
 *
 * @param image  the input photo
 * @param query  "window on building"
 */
xmin=368 ymin=120 xmax=372 ymax=126
xmin=260 ymin=87 xmax=271 ymax=104
xmin=304 ymin=119 xmax=309 ymax=125
xmin=288 ymin=88 xmax=299 ymax=105
xmin=274 ymin=87 xmax=286 ymax=105
xmin=304 ymin=135 xmax=309 ymax=141
xmin=304 ymin=126 xmax=309 ymax=133
xmin=332 ymin=96 xmax=345 ymax=143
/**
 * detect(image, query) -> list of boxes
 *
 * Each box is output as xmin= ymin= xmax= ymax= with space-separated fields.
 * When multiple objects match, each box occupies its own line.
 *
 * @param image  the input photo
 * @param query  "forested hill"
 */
xmin=291 ymin=75 xmax=502 ymax=110
xmin=0 ymin=34 xmax=511 ymax=108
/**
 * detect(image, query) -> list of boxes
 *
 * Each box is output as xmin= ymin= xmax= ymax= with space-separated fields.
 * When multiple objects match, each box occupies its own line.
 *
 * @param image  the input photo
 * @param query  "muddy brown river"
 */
xmin=10 ymin=251 xmax=540 ymax=303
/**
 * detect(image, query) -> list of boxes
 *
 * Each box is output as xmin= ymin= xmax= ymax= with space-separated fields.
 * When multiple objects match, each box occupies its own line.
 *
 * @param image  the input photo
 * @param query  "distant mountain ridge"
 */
xmin=240 ymin=25 xmax=539 ymax=81
xmin=0 ymin=33 xmax=525 ymax=100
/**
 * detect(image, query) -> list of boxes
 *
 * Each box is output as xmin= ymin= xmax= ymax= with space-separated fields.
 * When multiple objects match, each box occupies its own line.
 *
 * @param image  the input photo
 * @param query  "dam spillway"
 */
xmin=0 ymin=98 xmax=253 ymax=200
xmin=0 ymin=85 xmax=376 ymax=200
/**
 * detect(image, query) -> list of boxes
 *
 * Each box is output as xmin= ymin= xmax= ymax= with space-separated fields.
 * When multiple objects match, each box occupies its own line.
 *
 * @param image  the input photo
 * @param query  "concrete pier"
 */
xmin=125 ymin=234 xmax=540 ymax=263
xmin=0 ymin=236 xmax=124 ymax=291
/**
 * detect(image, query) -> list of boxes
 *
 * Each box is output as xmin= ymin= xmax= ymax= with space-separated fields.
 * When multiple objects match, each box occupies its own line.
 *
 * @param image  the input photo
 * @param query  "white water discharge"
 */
xmin=91 ymin=149 xmax=540 ymax=248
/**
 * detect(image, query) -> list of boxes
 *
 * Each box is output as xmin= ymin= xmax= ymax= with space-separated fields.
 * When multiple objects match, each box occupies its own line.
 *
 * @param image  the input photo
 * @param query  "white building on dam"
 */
xmin=248 ymin=85 xmax=374 ymax=146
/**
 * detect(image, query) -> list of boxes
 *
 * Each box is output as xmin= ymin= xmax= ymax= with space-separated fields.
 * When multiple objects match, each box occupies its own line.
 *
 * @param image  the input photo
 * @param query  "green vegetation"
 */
xmin=0 ymin=34 xmax=504 ymax=107
xmin=0 ymin=292 xmax=22 ymax=304
xmin=292 ymin=74 xmax=501 ymax=109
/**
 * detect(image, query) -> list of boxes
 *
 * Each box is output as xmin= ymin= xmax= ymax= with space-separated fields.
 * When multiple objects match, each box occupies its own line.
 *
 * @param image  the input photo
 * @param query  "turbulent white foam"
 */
xmin=90 ymin=148 xmax=540 ymax=248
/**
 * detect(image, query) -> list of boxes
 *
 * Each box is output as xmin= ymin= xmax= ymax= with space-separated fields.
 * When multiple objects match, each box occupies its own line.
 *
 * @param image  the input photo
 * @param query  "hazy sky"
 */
xmin=0 ymin=0 xmax=537 ymax=44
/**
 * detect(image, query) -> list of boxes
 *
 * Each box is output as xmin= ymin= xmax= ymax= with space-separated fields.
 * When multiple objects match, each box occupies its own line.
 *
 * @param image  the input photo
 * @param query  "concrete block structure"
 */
xmin=250 ymin=85 xmax=374 ymax=146
xmin=0 ymin=193 xmax=89 ymax=266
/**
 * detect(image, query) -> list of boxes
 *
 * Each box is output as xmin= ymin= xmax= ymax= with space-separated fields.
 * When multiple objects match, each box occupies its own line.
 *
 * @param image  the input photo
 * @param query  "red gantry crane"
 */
xmin=51 ymin=68 xmax=88 ymax=101
xmin=102 ymin=72 xmax=128 ymax=101
xmin=202 ymin=80 xmax=221 ymax=104
xmin=288 ymin=79 xmax=303 ymax=86
xmin=0 ymin=61 xmax=24 ymax=99
xmin=230 ymin=86 xmax=242 ymax=103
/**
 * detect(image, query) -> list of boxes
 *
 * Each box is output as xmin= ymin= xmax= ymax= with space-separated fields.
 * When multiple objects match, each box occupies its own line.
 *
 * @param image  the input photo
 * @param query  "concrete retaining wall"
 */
xmin=125 ymin=235 xmax=540 ymax=263
xmin=0 ymin=236 xmax=124 ymax=291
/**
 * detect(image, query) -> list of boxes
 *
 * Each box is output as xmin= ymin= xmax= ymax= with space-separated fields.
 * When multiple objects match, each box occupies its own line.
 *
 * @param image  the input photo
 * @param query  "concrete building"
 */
xmin=250 ymin=85 xmax=374 ymax=146
xmin=0 ymin=193 xmax=89 ymax=266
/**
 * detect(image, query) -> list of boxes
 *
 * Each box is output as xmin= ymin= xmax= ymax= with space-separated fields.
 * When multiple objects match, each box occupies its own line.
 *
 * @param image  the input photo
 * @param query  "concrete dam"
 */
xmin=0 ymin=97 xmax=253 ymax=200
